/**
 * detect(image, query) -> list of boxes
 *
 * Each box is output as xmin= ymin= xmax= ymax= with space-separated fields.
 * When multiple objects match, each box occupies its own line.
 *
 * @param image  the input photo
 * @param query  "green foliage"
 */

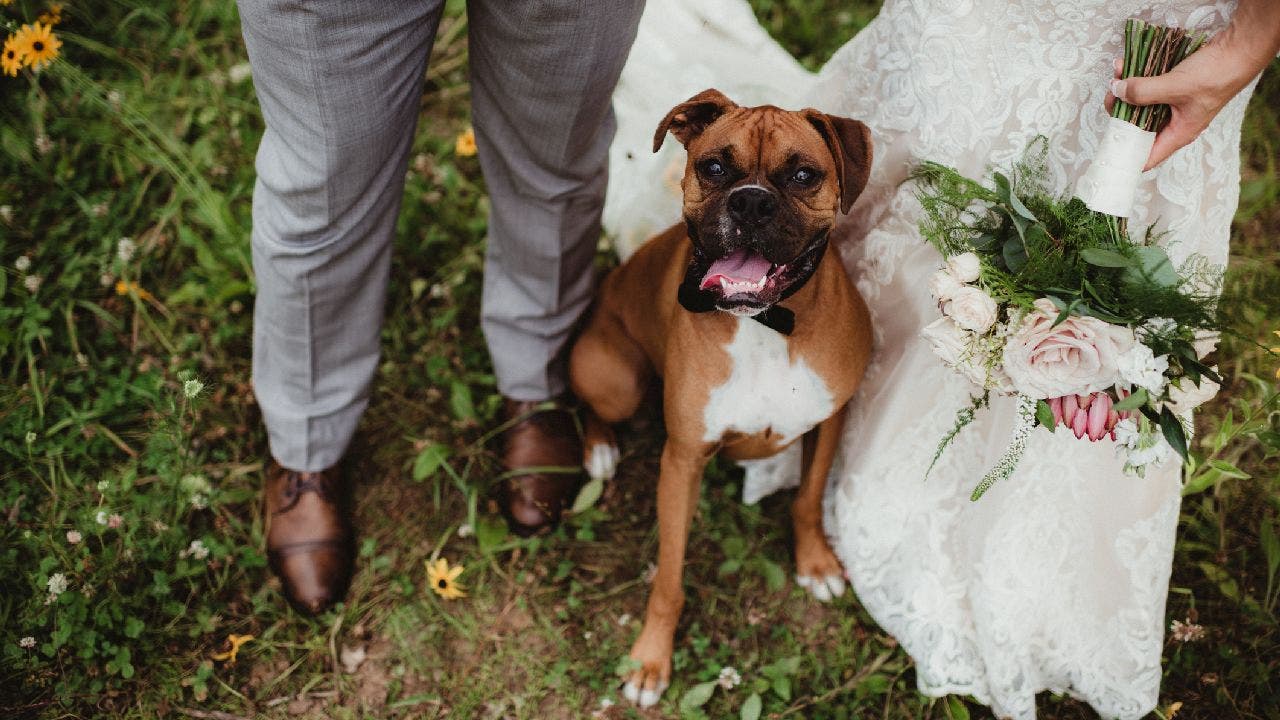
xmin=911 ymin=141 xmax=1220 ymax=332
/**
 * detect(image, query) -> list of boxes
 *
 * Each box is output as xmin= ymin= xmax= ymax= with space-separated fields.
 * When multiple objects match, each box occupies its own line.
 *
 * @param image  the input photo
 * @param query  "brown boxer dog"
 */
xmin=569 ymin=88 xmax=873 ymax=707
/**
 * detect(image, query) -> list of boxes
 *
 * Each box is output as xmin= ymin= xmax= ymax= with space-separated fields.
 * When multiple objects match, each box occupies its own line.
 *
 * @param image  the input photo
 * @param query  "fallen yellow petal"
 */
xmin=210 ymin=633 xmax=254 ymax=664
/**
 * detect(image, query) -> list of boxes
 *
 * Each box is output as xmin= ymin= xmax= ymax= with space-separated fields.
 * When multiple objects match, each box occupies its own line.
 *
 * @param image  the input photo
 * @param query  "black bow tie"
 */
xmin=676 ymin=234 xmax=829 ymax=337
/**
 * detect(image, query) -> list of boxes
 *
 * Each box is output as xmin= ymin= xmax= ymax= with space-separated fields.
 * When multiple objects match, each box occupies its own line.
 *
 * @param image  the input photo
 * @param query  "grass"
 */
xmin=1 ymin=1 xmax=1277 ymax=718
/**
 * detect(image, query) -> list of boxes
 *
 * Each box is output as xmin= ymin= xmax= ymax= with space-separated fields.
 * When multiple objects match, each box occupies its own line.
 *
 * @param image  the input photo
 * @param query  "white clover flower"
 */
xmin=66 ymin=530 xmax=82 ymax=544
xmin=457 ymin=522 xmax=474 ymax=538
xmin=946 ymin=252 xmax=982 ymax=283
xmin=14 ymin=255 xmax=31 ymax=272
xmin=24 ymin=275 xmax=42 ymax=293
xmin=183 ymin=379 xmax=204 ymax=399
xmin=100 ymin=273 xmax=114 ymax=287
xmin=182 ymin=539 xmax=210 ymax=561
xmin=717 ymin=666 xmax=742 ymax=690
xmin=47 ymin=573 xmax=68 ymax=596
xmin=106 ymin=89 xmax=123 ymax=108
xmin=116 ymin=237 xmax=136 ymax=263
xmin=108 ymin=514 xmax=123 ymax=529
xmin=35 ymin=134 xmax=52 ymax=155
xmin=0 ymin=205 xmax=12 ymax=223
xmin=19 ymin=636 xmax=36 ymax=649
xmin=96 ymin=480 xmax=109 ymax=492
xmin=1116 ymin=343 xmax=1170 ymax=396
xmin=96 ymin=510 xmax=108 ymax=525
xmin=1170 ymin=618 xmax=1206 ymax=643
xmin=25 ymin=431 xmax=37 ymax=444
xmin=190 ymin=493 xmax=208 ymax=510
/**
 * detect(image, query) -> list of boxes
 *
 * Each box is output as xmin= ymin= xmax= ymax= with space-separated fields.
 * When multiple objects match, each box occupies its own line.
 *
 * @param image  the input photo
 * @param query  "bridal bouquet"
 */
xmin=915 ymin=20 xmax=1222 ymax=500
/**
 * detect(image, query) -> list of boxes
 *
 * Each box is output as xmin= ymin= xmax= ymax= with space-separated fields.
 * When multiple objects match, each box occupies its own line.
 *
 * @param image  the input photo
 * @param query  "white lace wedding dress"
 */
xmin=605 ymin=1 xmax=1256 ymax=718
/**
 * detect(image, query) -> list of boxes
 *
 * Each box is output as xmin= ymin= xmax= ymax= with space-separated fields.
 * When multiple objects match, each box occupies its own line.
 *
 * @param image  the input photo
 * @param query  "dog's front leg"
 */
xmin=623 ymin=438 xmax=710 ymax=707
xmin=793 ymin=407 xmax=849 ymax=602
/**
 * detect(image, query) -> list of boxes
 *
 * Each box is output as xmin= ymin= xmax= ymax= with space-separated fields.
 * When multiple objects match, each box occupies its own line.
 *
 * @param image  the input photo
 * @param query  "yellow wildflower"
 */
xmin=115 ymin=279 xmax=154 ymax=302
xmin=15 ymin=23 xmax=60 ymax=72
xmin=454 ymin=127 xmax=477 ymax=157
xmin=425 ymin=557 xmax=466 ymax=600
xmin=2 ymin=35 xmax=22 ymax=77
xmin=210 ymin=633 xmax=254 ymax=664
xmin=0 ymin=0 xmax=12 ymax=6
xmin=1270 ymin=330 xmax=1280 ymax=379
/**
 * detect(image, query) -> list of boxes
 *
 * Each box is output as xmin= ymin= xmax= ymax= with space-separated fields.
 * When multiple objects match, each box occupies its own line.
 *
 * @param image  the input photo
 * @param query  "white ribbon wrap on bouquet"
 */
xmin=1074 ymin=116 xmax=1157 ymax=218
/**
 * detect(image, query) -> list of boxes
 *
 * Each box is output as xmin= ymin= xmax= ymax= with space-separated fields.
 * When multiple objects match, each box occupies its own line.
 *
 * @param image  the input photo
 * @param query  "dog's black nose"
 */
xmin=727 ymin=186 xmax=777 ymax=226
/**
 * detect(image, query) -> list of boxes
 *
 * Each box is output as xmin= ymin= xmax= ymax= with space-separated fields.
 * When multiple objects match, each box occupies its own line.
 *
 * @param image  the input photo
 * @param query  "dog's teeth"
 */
xmin=720 ymin=278 xmax=730 ymax=289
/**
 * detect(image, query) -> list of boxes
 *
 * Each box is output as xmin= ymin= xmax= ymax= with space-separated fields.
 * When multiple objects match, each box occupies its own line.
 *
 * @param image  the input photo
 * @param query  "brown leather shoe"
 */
xmin=264 ymin=460 xmax=354 ymax=615
xmin=497 ymin=398 xmax=584 ymax=537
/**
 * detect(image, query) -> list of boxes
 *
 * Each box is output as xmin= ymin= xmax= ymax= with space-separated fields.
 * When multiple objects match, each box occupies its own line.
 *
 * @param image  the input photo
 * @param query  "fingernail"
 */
xmin=1110 ymin=79 xmax=1126 ymax=98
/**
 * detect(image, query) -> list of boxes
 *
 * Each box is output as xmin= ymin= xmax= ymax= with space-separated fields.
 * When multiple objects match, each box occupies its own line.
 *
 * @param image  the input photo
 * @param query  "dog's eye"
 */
xmin=701 ymin=160 xmax=726 ymax=177
xmin=791 ymin=167 xmax=817 ymax=186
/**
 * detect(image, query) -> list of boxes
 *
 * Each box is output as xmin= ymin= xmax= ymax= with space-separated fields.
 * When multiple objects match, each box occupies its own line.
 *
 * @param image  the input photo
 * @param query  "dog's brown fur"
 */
xmin=569 ymin=89 xmax=874 ymax=703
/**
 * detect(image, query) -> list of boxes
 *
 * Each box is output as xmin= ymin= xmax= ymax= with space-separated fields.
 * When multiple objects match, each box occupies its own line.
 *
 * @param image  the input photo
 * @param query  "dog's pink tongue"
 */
xmin=700 ymin=248 xmax=772 ymax=289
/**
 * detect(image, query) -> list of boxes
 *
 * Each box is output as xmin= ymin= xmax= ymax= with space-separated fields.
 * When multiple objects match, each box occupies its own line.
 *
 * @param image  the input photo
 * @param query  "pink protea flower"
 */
xmin=1048 ymin=390 xmax=1133 ymax=441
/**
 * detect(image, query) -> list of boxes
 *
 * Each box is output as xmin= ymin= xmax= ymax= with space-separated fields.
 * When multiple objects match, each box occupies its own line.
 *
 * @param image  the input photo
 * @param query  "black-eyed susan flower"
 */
xmin=425 ymin=557 xmax=466 ymax=599
xmin=16 ymin=23 xmax=61 ymax=72
xmin=2 ymin=35 xmax=23 ymax=77
xmin=210 ymin=633 xmax=254 ymax=664
xmin=454 ymin=127 xmax=476 ymax=157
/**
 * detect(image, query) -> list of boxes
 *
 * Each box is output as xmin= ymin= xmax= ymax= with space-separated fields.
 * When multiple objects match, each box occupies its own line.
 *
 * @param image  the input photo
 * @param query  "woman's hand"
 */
xmin=1104 ymin=0 xmax=1280 ymax=170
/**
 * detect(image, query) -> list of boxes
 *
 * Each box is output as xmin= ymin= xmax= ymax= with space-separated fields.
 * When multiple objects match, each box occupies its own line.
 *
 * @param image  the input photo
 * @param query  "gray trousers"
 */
xmin=238 ymin=0 xmax=644 ymax=471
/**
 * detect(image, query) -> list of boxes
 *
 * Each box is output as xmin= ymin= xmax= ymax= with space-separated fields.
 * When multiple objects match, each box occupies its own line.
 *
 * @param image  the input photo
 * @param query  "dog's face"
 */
xmin=654 ymin=89 xmax=873 ymax=315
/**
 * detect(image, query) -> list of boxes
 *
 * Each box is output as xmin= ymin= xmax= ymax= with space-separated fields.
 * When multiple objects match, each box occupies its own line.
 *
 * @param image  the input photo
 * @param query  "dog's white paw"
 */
xmin=585 ymin=442 xmax=620 ymax=482
xmin=622 ymin=679 xmax=668 ymax=708
xmin=796 ymin=573 xmax=846 ymax=602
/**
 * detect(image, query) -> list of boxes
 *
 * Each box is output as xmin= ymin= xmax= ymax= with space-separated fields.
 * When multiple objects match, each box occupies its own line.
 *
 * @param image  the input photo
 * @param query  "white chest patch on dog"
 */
xmin=702 ymin=317 xmax=833 ymax=445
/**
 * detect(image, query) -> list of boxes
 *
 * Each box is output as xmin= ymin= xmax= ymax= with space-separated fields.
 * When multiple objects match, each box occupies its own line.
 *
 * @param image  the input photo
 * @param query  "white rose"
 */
xmin=921 ymin=317 xmax=987 ymax=388
xmin=944 ymin=286 xmax=998 ymax=333
xmin=1116 ymin=343 xmax=1170 ymax=396
xmin=1002 ymin=299 xmax=1134 ymax=398
xmin=946 ymin=252 xmax=982 ymax=283
xmin=928 ymin=269 xmax=964 ymax=302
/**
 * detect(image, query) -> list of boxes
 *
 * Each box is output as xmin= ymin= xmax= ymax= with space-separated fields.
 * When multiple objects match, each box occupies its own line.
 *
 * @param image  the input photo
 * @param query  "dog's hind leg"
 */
xmin=569 ymin=312 xmax=650 ymax=481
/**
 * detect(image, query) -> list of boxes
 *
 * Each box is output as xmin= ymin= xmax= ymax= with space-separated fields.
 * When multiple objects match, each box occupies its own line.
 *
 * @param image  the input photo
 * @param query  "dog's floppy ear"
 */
xmin=653 ymin=89 xmax=738 ymax=152
xmin=803 ymin=110 xmax=873 ymax=214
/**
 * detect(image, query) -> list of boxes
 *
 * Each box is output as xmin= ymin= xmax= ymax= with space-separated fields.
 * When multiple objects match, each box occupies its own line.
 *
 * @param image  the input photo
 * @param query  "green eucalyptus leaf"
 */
xmin=1080 ymin=247 xmax=1132 ymax=267
xmin=1112 ymin=388 xmax=1148 ymax=412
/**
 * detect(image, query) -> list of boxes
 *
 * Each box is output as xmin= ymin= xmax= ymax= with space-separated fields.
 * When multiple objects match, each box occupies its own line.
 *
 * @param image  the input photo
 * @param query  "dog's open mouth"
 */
xmin=698 ymin=247 xmax=787 ymax=309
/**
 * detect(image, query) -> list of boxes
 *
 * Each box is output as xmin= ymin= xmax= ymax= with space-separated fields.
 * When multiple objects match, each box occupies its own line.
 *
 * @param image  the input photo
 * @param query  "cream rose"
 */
xmin=946 ymin=252 xmax=982 ymax=283
xmin=1001 ymin=298 xmax=1134 ymax=398
xmin=944 ymin=286 xmax=998 ymax=333
xmin=921 ymin=317 xmax=987 ymax=388
xmin=928 ymin=269 xmax=964 ymax=302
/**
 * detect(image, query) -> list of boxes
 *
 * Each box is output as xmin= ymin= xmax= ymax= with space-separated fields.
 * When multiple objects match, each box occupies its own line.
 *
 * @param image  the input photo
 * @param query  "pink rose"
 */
xmin=1002 ymin=299 xmax=1134 ymax=398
